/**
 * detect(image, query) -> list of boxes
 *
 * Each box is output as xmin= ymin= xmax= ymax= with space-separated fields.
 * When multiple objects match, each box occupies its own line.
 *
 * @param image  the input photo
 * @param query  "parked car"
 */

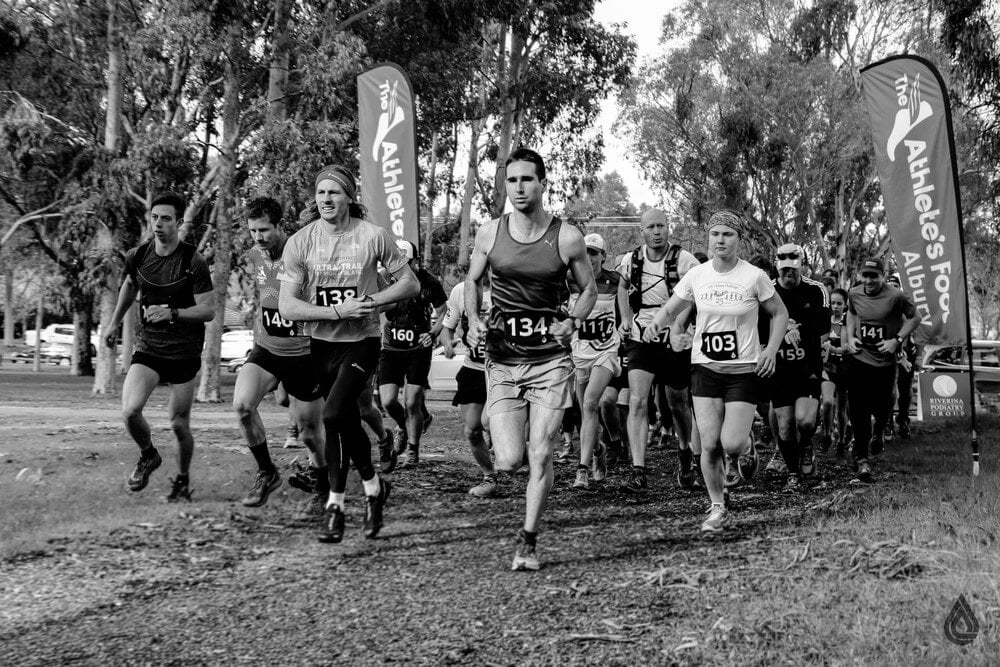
xmin=10 ymin=342 xmax=73 ymax=366
xmin=227 ymin=356 xmax=249 ymax=373
xmin=24 ymin=323 xmax=100 ymax=349
xmin=920 ymin=339 xmax=1000 ymax=409
xmin=428 ymin=345 xmax=465 ymax=393
xmin=219 ymin=329 xmax=255 ymax=360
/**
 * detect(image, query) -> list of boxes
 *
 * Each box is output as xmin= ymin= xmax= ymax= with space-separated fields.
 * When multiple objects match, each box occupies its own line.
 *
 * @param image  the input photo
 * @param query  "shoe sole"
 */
xmin=127 ymin=456 xmax=162 ymax=492
xmin=469 ymin=488 xmax=498 ymax=498
xmin=241 ymin=476 xmax=282 ymax=508
xmin=701 ymin=522 xmax=729 ymax=533
xmin=317 ymin=528 xmax=344 ymax=543
xmin=511 ymin=559 xmax=540 ymax=571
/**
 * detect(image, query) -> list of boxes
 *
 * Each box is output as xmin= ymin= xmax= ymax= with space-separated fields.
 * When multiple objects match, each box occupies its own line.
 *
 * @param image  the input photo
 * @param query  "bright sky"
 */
xmin=593 ymin=1 xmax=681 ymax=209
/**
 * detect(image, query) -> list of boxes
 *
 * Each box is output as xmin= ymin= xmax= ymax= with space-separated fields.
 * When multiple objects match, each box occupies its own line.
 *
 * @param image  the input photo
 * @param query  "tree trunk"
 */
xmin=424 ymin=131 xmax=439 ymax=259
xmin=3 ymin=264 xmax=13 ymax=346
xmin=458 ymin=118 xmax=485 ymax=266
xmin=266 ymin=0 xmax=292 ymax=124
xmin=93 ymin=0 xmax=124 ymax=394
xmin=197 ymin=40 xmax=240 ymax=403
xmin=32 ymin=291 xmax=42 ymax=372
xmin=72 ymin=304 xmax=95 ymax=376
xmin=492 ymin=26 xmax=524 ymax=217
xmin=443 ymin=123 xmax=458 ymax=223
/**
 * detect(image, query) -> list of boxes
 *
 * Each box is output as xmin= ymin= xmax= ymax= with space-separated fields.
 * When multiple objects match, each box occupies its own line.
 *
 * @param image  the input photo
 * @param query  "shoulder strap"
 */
xmin=179 ymin=242 xmax=196 ymax=276
xmin=628 ymin=245 xmax=644 ymax=313
xmin=665 ymin=244 xmax=681 ymax=294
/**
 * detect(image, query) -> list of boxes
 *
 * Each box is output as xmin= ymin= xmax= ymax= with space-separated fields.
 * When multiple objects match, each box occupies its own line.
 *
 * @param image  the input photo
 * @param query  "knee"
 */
xmin=720 ymin=431 xmax=747 ymax=454
xmin=123 ymin=403 xmax=143 ymax=424
xmin=404 ymin=397 xmax=421 ymax=414
xmin=798 ymin=416 xmax=817 ymax=433
xmin=170 ymin=413 xmax=190 ymax=435
xmin=494 ymin=452 xmax=521 ymax=473
xmin=463 ymin=422 xmax=483 ymax=442
xmin=233 ymin=398 xmax=254 ymax=422
xmin=582 ymin=395 xmax=601 ymax=416
xmin=628 ymin=395 xmax=648 ymax=416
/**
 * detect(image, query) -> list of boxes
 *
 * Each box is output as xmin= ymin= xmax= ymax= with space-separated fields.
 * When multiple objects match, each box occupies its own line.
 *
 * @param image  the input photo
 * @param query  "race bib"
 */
xmin=777 ymin=341 xmax=806 ymax=363
xmin=701 ymin=330 xmax=738 ymax=361
xmin=635 ymin=317 xmax=669 ymax=345
xmin=579 ymin=317 xmax=615 ymax=343
xmin=262 ymin=307 xmax=295 ymax=337
xmin=500 ymin=311 xmax=553 ymax=346
xmin=315 ymin=285 xmax=358 ymax=308
xmin=859 ymin=321 xmax=886 ymax=349
xmin=388 ymin=326 xmax=418 ymax=348
xmin=467 ymin=339 xmax=487 ymax=363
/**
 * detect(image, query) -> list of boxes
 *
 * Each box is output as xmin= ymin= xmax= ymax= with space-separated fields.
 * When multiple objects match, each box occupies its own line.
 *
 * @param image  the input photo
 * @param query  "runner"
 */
xmin=644 ymin=210 xmax=788 ymax=532
xmin=104 ymin=192 xmax=215 ymax=501
xmin=844 ymin=258 xmax=918 ymax=484
xmin=465 ymin=148 xmax=596 ymax=570
xmin=569 ymin=233 xmax=622 ymax=489
xmin=820 ymin=288 xmax=850 ymax=456
xmin=617 ymin=208 xmax=700 ymax=492
xmin=769 ymin=244 xmax=830 ymax=491
xmin=278 ymin=165 xmax=419 ymax=542
xmin=440 ymin=275 xmax=498 ymax=496
xmin=885 ymin=274 xmax=916 ymax=440
xmin=378 ymin=239 xmax=447 ymax=468
xmin=232 ymin=197 xmax=326 ymax=514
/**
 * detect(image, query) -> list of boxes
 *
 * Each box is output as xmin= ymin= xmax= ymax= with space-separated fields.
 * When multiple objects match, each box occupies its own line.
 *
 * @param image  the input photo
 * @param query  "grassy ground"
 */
xmin=1 ymin=365 xmax=998 ymax=664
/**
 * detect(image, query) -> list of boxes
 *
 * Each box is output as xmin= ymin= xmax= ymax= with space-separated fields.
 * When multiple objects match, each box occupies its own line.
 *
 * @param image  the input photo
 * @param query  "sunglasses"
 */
xmin=776 ymin=252 xmax=800 ymax=260
xmin=586 ymin=248 xmax=602 ymax=255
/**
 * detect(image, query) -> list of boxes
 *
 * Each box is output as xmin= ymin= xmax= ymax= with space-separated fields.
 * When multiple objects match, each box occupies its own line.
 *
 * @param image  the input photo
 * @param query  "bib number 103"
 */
xmin=316 ymin=285 xmax=357 ymax=308
xmin=701 ymin=330 xmax=738 ymax=361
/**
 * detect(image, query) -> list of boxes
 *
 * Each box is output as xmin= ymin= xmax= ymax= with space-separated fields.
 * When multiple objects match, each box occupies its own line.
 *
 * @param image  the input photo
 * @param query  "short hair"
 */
xmin=749 ymin=253 xmax=777 ymax=280
xmin=245 ymin=197 xmax=282 ymax=227
xmin=694 ymin=251 xmax=709 ymax=264
xmin=150 ymin=192 xmax=186 ymax=219
xmin=831 ymin=287 xmax=848 ymax=302
xmin=505 ymin=147 xmax=546 ymax=181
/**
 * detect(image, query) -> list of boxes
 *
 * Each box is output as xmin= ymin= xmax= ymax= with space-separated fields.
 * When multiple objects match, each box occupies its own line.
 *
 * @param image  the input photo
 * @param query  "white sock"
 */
xmin=326 ymin=492 xmax=345 ymax=510
xmin=362 ymin=475 xmax=381 ymax=497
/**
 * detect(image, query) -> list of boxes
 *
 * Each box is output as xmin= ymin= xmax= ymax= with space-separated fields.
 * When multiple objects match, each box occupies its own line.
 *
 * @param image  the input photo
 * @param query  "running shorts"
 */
xmin=452 ymin=366 xmax=487 ymax=406
xmin=769 ymin=370 xmax=823 ymax=409
xmin=246 ymin=345 xmax=323 ymax=401
xmin=310 ymin=337 xmax=380 ymax=400
xmin=573 ymin=347 xmax=621 ymax=384
xmin=691 ymin=364 xmax=760 ymax=403
xmin=131 ymin=351 xmax=200 ymax=385
xmin=486 ymin=354 xmax=573 ymax=415
xmin=378 ymin=346 xmax=432 ymax=388
xmin=626 ymin=340 xmax=691 ymax=390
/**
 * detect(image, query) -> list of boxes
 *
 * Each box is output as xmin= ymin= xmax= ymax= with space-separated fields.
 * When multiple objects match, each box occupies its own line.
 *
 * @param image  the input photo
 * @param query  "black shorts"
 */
xmin=378 ymin=346 xmax=432 ymax=388
xmin=246 ymin=345 xmax=323 ymax=402
xmin=452 ymin=366 xmax=487 ymax=406
xmin=626 ymin=341 xmax=691 ymax=390
xmin=310 ymin=337 xmax=381 ymax=399
xmin=691 ymin=365 xmax=760 ymax=403
xmin=131 ymin=351 xmax=200 ymax=385
xmin=770 ymin=369 xmax=823 ymax=408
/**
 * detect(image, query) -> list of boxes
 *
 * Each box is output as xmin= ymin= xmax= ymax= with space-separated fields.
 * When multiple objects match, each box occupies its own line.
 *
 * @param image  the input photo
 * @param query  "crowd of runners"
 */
xmin=105 ymin=148 xmax=920 ymax=571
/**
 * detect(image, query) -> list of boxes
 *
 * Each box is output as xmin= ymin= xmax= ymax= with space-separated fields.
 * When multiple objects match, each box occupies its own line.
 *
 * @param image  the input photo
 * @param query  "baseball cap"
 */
xmin=886 ymin=274 xmax=901 ymax=286
xmin=860 ymin=257 xmax=884 ymax=275
xmin=775 ymin=243 xmax=804 ymax=271
xmin=395 ymin=239 xmax=415 ymax=260
xmin=584 ymin=233 xmax=606 ymax=253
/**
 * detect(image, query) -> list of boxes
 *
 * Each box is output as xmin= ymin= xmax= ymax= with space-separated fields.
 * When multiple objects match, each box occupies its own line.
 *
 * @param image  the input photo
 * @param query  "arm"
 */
xmin=879 ymin=311 xmax=920 ymax=354
xmin=427 ymin=302 xmax=447 ymax=342
xmin=439 ymin=325 xmax=456 ymax=358
xmin=375 ymin=263 xmax=420 ymax=307
xmin=757 ymin=293 xmax=789 ymax=376
xmin=845 ymin=309 xmax=859 ymax=354
xmin=550 ymin=229 xmax=596 ymax=345
xmin=464 ymin=222 xmax=496 ymax=349
xmin=104 ymin=275 xmax=138 ymax=347
xmin=617 ymin=269 xmax=632 ymax=338
xmin=645 ymin=294 xmax=689 ymax=342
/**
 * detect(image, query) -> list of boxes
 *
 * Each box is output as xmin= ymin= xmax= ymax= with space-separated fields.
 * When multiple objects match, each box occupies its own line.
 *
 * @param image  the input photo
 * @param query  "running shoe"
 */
xmin=592 ymin=443 xmax=607 ymax=482
xmin=605 ymin=441 xmax=624 ymax=469
xmin=469 ymin=475 xmax=498 ymax=498
xmin=870 ymin=435 xmax=885 ymax=457
xmin=402 ymin=449 xmax=419 ymax=468
xmin=572 ymin=466 xmax=590 ymax=490
xmin=799 ymin=444 xmax=816 ymax=477
xmin=363 ymin=478 xmax=391 ymax=539
xmin=318 ymin=505 xmax=345 ymax=543
xmin=852 ymin=460 xmax=874 ymax=485
xmin=724 ymin=454 xmax=742 ymax=488
xmin=292 ymin=493 xmax=326 ymax=527
xmin=421 ymin=408 xmax=433 ymax=434
xmin=378 ymin=432 xmax=398 ymax=474
xmin=646 ymin=428 xmax=661 ymax=450
xmin=166 ymin=476 xmax=192 ymax=503
xmin=393 ymin=427 xmax=408 ymax=456
xmin=883 ymin=421 xmax=895 ymax=440
xmin=283 ymin=422 xmax=302 ymax=449
xmin=783 ymin=474 xmax=802 ymax=493
xmin=701 ymin=503 xmax=730 ymax=533
xmin=899 ymin=422 xmax=911 ymax=440
xmin=620 ymin=467 xmax=647 ymax=493
xmin=242 ymin=468 xmax=282 ymax=507
xmin=738 ymin=440 xmax=759 ymax=482
xmin=819 ymin=433 xmax=833 ymax=453
xmin=127 ymin=448 xmax=162 ymax=491
xmin=288 ymin=463 xmax=318 ymax=493
xmin=555 ymin=437 xmax=573 ymax=463
xmin=764 ymin=448 xmax=787 ymax=474
xmin=511 ymin=530 xmax=540 ymax=571
xmin=677 ymin=466 xmax=696 ymax=491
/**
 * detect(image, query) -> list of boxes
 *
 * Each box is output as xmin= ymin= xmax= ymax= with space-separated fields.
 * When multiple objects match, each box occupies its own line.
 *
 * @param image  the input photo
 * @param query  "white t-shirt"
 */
xmin=617 ymin=245 xmax=699 ymax=340
xmin=674 ymin=258 xmax=775 ymax=369
xmin=442 ymin=282 xmax=491 ymax=371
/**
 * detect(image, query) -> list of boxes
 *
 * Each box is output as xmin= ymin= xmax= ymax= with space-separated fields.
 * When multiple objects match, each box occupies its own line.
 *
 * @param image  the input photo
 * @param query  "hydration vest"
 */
xmin=628 ymin=244 xmax=681 ymax=313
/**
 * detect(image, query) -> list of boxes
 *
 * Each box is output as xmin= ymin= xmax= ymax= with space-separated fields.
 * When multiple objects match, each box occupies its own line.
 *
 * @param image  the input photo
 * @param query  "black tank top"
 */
xmin=486 ymin=214 xmax=569 ymax=363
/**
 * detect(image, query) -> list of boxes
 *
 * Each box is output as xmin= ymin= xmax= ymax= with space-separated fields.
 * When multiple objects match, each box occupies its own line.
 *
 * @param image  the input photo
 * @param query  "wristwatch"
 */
xmin=170 ymin=308 xmax=179 ymax=323
xmin=894 ymin=334 xmax=904 ymax=344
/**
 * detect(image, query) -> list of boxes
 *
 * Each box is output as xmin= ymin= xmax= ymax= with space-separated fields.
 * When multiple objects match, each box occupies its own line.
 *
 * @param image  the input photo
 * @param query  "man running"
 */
xmin=279 ymin=165 xmax=419 ymax=542
xmin=769 ymin=244 xmax=830 ymax=491
xmin=440 ymin=274 xmax=498 ymax=496
xmin=569 ymin=233 xmax=622 ymax=489
xmin=378 ymin=239 xmax=447 ymax=468
xmin=617 ymin=208 xmax=700 ymax=491
xmin=844 ymin=258 xmax=918 ymax=484
xmin=465 ymin=148 xmax=596 ymax=571
xmin=820 ymin=288 xmax=850 ymax=456
xmin=104 ymin=192 xmax=215 ymax=501
xmin=232 ymin=197 xmax=325 ymax=514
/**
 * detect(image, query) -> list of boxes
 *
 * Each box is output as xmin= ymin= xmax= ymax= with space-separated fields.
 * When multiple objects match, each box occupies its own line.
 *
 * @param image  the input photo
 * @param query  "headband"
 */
xmin=314 ymin=166 xmax=357 ymax=202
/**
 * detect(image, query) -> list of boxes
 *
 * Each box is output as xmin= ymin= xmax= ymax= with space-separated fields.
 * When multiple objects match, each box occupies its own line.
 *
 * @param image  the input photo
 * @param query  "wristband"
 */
xmin=332 ymin=305 xmax=341 ymax=320
xmin=170 ymin=308 xmax=179 ymax=323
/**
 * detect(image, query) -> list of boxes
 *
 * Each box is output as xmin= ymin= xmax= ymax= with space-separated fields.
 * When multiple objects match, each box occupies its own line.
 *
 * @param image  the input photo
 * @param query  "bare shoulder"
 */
xmin=473 ymin=218 xmax=500 ymax=250
xmin=558 ymin=220 xmax=586 ymax=255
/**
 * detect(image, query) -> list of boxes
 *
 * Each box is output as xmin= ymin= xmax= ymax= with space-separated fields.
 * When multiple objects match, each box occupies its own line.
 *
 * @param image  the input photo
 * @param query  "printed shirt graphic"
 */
xmin=674 ymin=259 xmax=775 ymax=368
xmin=249 ymin=244 xmax=310 ymax=356
xmin=125 ymin=243 xmax=213 ymax=359
xmin=847 ymin=284 xmax=917 ymax=368
xmin=279 ymin=219 xmax=408 ymax=343
xmin=825 ymin=313 xmax=847 ymax=374
xmin=570 ymin=267 xmax=620 ymax=360
xmin=381 ymin=267 xmax=447 ymax=351
xmin=442 ymin=282 xmax=491 ymax=371
xmin=617 ymin=246 xmax=699 ymax=340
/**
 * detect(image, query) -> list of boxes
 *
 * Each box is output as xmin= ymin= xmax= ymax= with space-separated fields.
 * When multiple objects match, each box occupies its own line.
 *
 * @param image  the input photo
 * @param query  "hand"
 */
xmin=845 ymin=338 xmax=860 ymax=354
xmin=104 ymin=329 xmax=118 ymax=348
xmin=669 ymin=329 xmax=692 ymax=351
xmin=466 ymin=319 xmax=487 ymax=350
xmin=549 ymin=318 xmax=575 ymax=346
xmin=442 ymin=340 xmax=455 ymax=359
xmin=900 ymin=357 xmax=912 ymax=373
xmin=144 ymin=304 xmax=172 ymax=324
xmin=756 ymin=347 xmax=777 ymax=377
xmin=618 ymin=322 xmax=632 ymax=340
xmin=334 ymin=296 xmax=375 ymax=320
xmin=877 ymin=338 xmax=899 ymax=354
xmin=642 ymin=320 xmax=663 ymax=343
xmin=418 ymin=332 xmax=433 ymax=347
xmin=784 ymin=326 xmax=801 ymax=348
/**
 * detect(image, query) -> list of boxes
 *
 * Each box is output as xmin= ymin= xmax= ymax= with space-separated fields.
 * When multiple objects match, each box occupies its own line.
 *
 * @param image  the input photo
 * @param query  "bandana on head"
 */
xmin=707 ymin=209 xmax=745 ymax=235
xmin=314 ymin=165 xmax=357 ymax=202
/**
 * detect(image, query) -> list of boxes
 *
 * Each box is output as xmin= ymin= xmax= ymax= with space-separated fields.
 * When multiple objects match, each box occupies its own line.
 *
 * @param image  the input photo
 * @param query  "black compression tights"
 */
xmin=846 ymin=358 xmax=896 ymax=461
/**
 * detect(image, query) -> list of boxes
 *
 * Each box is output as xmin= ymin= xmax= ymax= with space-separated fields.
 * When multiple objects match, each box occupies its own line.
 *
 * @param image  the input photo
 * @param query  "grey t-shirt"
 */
xmin=848 ymin=284 xmax=916 ymax=367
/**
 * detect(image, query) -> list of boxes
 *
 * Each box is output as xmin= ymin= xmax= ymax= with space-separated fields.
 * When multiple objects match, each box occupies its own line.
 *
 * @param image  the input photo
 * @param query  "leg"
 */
xmin=579 ymin=366 xmax=613 ymax=468
xmin=404 ymin=383 xmax=426 ymax=448
xmin=795 ymin=397 xmax=820 ymax=448
xmin=626 ymin=369 xmax=655 ymax=467
xmin=491 ymin=409 xmax=528 ymax=473
xmin=692 ymin=396 xmax=725 ymax=505
xmin=665 ymin=386 xmax=692 ymax=451
xmin=358 ymin=381 xmax=386 ymax=441
xmin=846 ymin=363 xmax=874 ymax=462
xmin=379 ymin=383 xmax=406 ymax=431
xmin=524 ymin=403 xmax=563 ymax=533
xmin=291 ymin=396 xmax=326 ymax=467
xmin=121 ymin=363 xmax=162 ymax=453
xmin=167 ymin=378 xmax=197 ymax=476
xmin=772 ymin=405 xmax=799 ymax=473
xmin=462 ymin=402 xmax=494 ymax=474
xmin=233 ymin=362 xmax=279 ymax=466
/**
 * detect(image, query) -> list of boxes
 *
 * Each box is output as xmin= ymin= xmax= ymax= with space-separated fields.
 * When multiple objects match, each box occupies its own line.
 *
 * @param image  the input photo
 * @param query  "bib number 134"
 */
xmin=701 ymin=331 xmax=738 ymax=361
xmin=503 ymin=314 xmax=548 ymax=344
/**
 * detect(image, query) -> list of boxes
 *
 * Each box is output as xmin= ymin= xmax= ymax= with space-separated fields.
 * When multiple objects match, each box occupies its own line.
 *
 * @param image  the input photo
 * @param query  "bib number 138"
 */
xmin=316 ymin=285 xmax=357 ymax=308
xmin=701 ymin=331 xmax=738 ymax=361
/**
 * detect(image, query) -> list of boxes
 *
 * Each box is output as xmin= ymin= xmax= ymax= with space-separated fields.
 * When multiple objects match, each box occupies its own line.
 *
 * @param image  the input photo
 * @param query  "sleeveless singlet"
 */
xmin=486 ymin=214 xmax=569 ymax=364
xmin=250 ymin=243 xmax=309 ymax=356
